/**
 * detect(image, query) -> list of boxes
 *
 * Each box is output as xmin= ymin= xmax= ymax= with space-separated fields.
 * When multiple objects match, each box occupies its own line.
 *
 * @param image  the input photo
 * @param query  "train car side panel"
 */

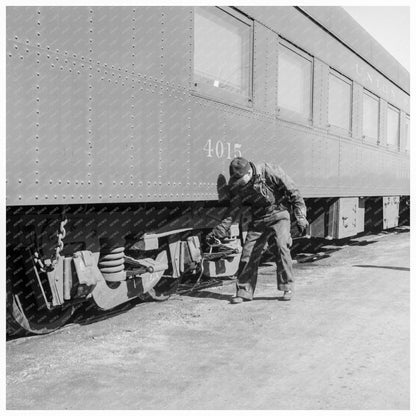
xmin=6 ymin=41 xmax=38 ymax=203
xmin=160 ymin=85 xmax=192 ymax=196
xmin=312 ymin=58 xmax=330 ymax=129
xmin=253 ymin=22 xmax=277 ymax=115
xmin=6 ymin=6 xmax=409 ymax=206
xmin=36 ymin=49 xmax=91 ymax=202
xmin=240 ymin=6 xmax=409 ymax=112
xmin=162 ymin=7 xmax=193 ymax=87
xmin=38 ymin=7 xmax=91 ymax=60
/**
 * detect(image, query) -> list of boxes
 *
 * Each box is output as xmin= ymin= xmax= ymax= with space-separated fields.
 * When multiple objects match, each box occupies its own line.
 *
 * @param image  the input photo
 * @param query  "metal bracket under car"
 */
xmin=202 ymin=238 xmax=242 ymax=279
xmin=91 ymin=250 xmax=168 ymax=310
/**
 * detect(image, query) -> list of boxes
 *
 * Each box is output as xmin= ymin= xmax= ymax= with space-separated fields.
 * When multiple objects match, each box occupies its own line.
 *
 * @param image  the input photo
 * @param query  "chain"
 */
xmin=34 ymin=218 xmax=68 ymax=273
xmin=54 ymin=218 xmax=68 ymax=262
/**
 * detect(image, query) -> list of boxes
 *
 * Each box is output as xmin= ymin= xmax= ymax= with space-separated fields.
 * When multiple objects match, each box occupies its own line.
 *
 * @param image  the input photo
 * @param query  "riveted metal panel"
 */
xmin=96 ymin=75 xmax=134 ymax=202
xmin=36 ymin=49 xmax=90 ymax=204
xmin=6 ymin=6 xmax=40 ymax=45
xmin=253 ymin=22 xmax=277 ymax=115
xmin=229 ymin=111 xmax=275 ymax=163
xmin=310 ymin=134 xmax=339 ymax=193
xmin=386 ymin=153 xmax=409 ymax=195
xmin=338 ymin=140 xmax=358 ymax=195
xmin=38 ymin=7 xmax=91 ymax=60
xmin=378 ymin=99 xmax=388 ymax=147
xmin=89 ymin=7 xmax=134 ymax=73
xmin=365 ymin=148 xmax=385 ymax=194
xmin=356 ymin=145 xmax=375 ymax=193
xmin=130 ymin=76 xmax=163 ymax=192
xmin=159 ymin=86 xmax=192 ymax=197
xmin=6 ymin=41 xmax=38 ymax=204
xmin=131 ymin=7 xmax=163 ymax=77
xmin=88 ymin=70 xmax=113 ymax=199
xmin=88 ymin=71 xmax=161 ymax=203
xmin=250 ymin=114 xmax=275 ymax=161
xmin=351 ymin=82 xmax=362 ymax=139
xmin=312 ymin=58 xmax=329 ymax=128
xmin=399 ymin=111 xmax=407 ymax=153
xmin=6 ymin=6 xmax=410 ymax=206
xmin=274 ymin=121 xmax=314 ymax=192
xmin=337 ymin=140 xmax=409 ymax=197
xmin=380 ymin=154 xmax=395 ymax=192
xmin=189 ymin=97 xmax=226 ymax=200
xmin=161 ymin=7 xmax=193 ymax=87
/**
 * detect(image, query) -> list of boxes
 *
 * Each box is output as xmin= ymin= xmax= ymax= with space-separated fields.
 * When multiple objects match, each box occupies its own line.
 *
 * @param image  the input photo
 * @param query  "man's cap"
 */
xmin=229 ymin=157 xmax=250 ymax=179
xmin=228 ymin=157 xmax=251 ymax=188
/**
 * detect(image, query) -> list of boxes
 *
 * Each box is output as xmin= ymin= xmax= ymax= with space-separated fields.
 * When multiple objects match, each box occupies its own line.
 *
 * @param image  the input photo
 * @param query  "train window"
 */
xmin=193 ymin=7 xmax=252 ymax=106
xmin=328 ymin=70 xmax=352 ymax=132
xmin=403 ymin=115 xmax=410 ymax=152
xmin=362 ymin=89 xmax=379 ymax=143
xmin=277 ymin=42 xmax=312 ymax=120
xmin=386 ymin=105 xmax=400 ymax=149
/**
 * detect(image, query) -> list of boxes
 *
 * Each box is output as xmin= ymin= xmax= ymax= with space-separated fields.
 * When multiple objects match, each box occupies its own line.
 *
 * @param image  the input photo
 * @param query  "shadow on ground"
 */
xmin=181 ymin=290 xmax=234 ymax=302
xmin=261 ymin=226 xmax=409 ymax=266
xmin=7 ymin=227 xmax=409 ymax=340
xmin=353 ymin=265 xmax=410 ymax=272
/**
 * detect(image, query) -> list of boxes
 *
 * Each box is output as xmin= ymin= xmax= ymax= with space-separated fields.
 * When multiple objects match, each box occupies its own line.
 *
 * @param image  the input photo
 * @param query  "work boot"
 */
xmin=282 ymin=290 xmax=292 ymax=301
xmin=230 ymin=296 xmax=250 ymax=304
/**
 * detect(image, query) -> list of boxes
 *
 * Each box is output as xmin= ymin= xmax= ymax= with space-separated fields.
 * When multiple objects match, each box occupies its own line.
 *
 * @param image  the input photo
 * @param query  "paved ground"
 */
xmin=6 ymin=229 xmax=410 ymax=410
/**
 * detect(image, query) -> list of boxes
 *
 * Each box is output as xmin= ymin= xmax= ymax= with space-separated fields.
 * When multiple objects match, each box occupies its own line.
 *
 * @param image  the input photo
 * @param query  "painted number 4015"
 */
xmin=203 ymin=139 xmax=242 ymax=159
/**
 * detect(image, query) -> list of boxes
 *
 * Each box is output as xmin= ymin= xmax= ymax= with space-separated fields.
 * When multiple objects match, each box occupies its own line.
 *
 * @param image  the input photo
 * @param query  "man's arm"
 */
xmin=264 ymin=163 xmax=307 ymax=224
xmin=210 ymin=192 xmax=242 ymax=240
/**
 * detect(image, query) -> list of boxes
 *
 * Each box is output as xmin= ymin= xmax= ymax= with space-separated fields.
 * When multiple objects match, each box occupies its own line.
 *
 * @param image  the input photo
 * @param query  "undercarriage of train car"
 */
xmin=6 ymin=195 xmax=409 ymax=336
xmin=6 ymin=202 xmax=244 ymax=336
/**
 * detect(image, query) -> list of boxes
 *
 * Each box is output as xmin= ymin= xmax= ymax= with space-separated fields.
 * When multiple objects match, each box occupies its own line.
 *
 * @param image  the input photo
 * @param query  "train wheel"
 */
xmin=6 ymin=248 xmax=75 ymax=336
xmin=145 ymin=277 xmax=179 ymax=302
xmin=7 ymin=292 xmax=75 ymax=336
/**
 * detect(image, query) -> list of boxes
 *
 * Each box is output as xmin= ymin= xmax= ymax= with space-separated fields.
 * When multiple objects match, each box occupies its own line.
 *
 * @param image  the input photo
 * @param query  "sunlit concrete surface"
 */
xmin=7 ymin=229 xmax=409 ymax=410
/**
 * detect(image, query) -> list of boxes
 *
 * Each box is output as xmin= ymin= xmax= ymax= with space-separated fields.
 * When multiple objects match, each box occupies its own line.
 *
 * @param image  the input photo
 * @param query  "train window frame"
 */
xmin=386 ymin=104 xmax=400 ymax=150
xmin=192 ymin=6 xmax=254 ymax=108
xmin=328 ymin=69 xmax=352 ymax=135
xmin=362 ymin=89 xmax=380 ymax=144
xmin=277 ymin=39 xmax=313 ymax=125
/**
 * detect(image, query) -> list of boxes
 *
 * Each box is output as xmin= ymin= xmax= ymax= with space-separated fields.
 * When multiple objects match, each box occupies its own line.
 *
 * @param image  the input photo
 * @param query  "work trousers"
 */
xmin=236 ymin=210 xmax=293 ymax=299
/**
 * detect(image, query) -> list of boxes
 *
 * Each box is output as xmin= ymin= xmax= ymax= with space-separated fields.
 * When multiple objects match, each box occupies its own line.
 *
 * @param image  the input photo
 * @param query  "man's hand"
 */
xmin=296 ymin=217 xmax=309 ymax=235
xmin=206 ymin=232 xmax=222 ymax=245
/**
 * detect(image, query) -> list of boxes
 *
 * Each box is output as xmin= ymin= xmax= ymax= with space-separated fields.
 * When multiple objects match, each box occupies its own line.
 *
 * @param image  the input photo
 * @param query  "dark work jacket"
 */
xmin=213 ymin=162 xmax=307 ymax=239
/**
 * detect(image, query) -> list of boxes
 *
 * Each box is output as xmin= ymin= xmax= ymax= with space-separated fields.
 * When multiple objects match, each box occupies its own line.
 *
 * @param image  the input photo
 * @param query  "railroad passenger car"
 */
xmin=6 ymin=6 xmax=410 ymax=335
